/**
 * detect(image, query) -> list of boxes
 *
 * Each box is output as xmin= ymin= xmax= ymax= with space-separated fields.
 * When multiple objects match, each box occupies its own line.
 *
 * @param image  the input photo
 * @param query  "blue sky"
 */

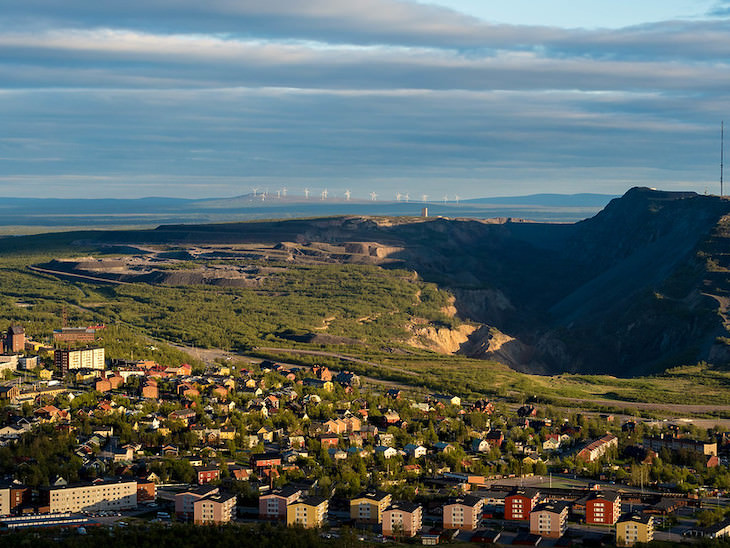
xmin=0 ymin=0 xmax=728 ymax=199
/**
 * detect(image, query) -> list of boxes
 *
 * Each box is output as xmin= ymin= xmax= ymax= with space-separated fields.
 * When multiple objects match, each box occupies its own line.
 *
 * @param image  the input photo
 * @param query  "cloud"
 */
xmin=0 ymin=0 xmax=726 ymax=198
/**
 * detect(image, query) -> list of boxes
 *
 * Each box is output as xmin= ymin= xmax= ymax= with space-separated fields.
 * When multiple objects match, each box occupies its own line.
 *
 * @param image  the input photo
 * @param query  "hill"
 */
xmin=3 ymin=187 xmax=730 ymax=377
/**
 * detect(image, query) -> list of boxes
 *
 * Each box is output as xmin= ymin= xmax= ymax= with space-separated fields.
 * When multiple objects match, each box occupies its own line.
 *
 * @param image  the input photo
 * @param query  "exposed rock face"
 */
xmin=34 ymin=187 xmax=730 ymax=376
xmin=407 ymin=324 xmax=477 ymax=354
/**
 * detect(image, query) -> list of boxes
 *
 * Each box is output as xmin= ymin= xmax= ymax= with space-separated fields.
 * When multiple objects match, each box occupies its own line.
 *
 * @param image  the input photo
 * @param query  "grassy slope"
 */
xmin=2 ymin=241 xmax=730 ymax=413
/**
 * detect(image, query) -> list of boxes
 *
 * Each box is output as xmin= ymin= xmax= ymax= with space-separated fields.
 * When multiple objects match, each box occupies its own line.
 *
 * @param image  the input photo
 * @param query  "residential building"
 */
xmin=41 ymin=478 xmax=137 ymax=513
xmin=175 ymin=486 xmax=219 ymax=519
xmin=54 ymin=347 xmax=105 ymax=376
xmin=6 ymin=326 xmax=25 ymax=353
xmin=586 ymin=492 xmax=621 ymax=525
xmin=505 ymin=488 xmax=541 ymax=521
xmin=53 ymin=327 xmax=96 ymax=343
xmin=194 ymin=465 xmax=220 ymax=484
xmin=194 ymin=492 xmax=237 ymax=524
xmin=350 ymin=490 xmax=392 ymax=524
xmin=259 ymin=486 xmax=302 ymax=520
xmin=616 ymin=513 xmax=654 ymax=546
xmin=382 ymin=502 xmax=422 ymax=538
xmin=286 ymin=496 xmax=329 ymax=528
xmin=643 ymin=434 xmax=717 ymax=456
xmin=577 ymin=434 xmax=619 ymax=462
xmin=443 ymin=495 xmax=483 ymax=531
xmin=530 ymin=502 xmax=568 ymax=538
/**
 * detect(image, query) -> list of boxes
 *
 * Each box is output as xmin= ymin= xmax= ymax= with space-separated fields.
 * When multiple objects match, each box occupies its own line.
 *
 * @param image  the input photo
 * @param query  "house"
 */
xmin=194 ymin=465 xmax=220 ymax=485
xmin=517 ymin=405 xmax=537 ymax=417
xmin=586 ymin=491 xmax=621 ymax=525
xmin=260 ymin=486 xmax=303 ymax=520
xmin=194 ymin=492 xmax=237 ymax=524
xmin=530 ymin=502 xmax=568 ymax=538
xmin=286 ymin=496 xmax=329 ymax=528
xmin=443 ymin=495 xmax=483 ymax=531
xmin=471 ymin=439 xmax=490 ymax=453
xmin=577 ymin=434 xmax=619 ymax=462
xmin=251 ymin=452 xmax=282 ymax=471
xmin=169 ymin=409 xmax=196 ymax=427
xmin=375 ymin=446 xmax=398 ymax=459
xmin=382 ymin=502 xmax=422 ymax=538
xmin=434 ymin=442 xmax=455 ymax=454
xmin=616 ymin=513 xmax=654 ymax=546
xmin=504 ymin=488 xmax=541 ymax=521
xmin=433 ymin=394 xmax=461 ymax=407
xmin=485 ymin=430 xmax=504 ymax=449
xmin=350 ymin=490 xmax=392 ymax=524
xmin=404 ymin=444 xmax=427 ymax=459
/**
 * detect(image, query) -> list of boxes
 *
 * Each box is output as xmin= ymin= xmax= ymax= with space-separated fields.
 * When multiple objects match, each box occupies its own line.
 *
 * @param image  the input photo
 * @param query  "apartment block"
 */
xmin=287 ymin=496 xmax=329 ymax=529
xmin=530 ymin=502 xmax=568 ymax=539
xmin=350 ymin=490 xmax=392 ymax=524
xmin=382 ymin=502 xmax=422 ymax=538
xmin=443 ymin=495 xmax=483 ymax=531
xmin=194 ymin=492 xmax=237 ymax=524
xmin=41 ymin=479 xmax=137 ymax=513
xmin=586 ymin=492 xmax=621 ymax=526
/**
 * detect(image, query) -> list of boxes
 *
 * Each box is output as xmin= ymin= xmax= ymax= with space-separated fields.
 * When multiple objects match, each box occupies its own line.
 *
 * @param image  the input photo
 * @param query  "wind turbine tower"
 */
xmin=344 ymin=190 xmax=351 ymax=201
xmin=370 ymin=192 xmax=378 ymax=201
xmin=304 ymin=188 xmax=310 ymax=200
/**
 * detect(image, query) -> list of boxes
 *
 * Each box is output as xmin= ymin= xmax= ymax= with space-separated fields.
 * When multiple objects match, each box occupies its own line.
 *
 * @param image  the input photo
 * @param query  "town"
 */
xmin=1 ymin=323 xmax=730 ymax=546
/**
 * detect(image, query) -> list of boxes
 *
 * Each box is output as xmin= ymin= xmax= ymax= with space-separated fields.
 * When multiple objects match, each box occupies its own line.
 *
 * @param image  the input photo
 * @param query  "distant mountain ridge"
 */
xmin=0 ymin=193 xmax=617 ymax=230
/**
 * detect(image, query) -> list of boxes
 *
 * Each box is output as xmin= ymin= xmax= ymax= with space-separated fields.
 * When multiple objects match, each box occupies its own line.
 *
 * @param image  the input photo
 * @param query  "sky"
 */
xmin=0 ymin=1 xmax=729 ymax=200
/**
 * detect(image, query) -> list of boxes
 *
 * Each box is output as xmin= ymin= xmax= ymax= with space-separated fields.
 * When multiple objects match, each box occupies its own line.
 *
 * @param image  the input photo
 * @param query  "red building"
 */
xmin=586 ymin=491 xmax=621 ymax=525
xmin=5 ymin=325 xmax=25 ymax=353
xmin=194 ymin=465 xmax=221 ymax=484
xmin=504 ymin=488 xmax=541 ymax=521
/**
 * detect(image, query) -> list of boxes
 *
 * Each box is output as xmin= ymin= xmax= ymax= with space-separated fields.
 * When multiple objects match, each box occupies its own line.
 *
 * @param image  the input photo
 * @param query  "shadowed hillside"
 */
xmin=8 ymin=187 xmax=730 ymax=377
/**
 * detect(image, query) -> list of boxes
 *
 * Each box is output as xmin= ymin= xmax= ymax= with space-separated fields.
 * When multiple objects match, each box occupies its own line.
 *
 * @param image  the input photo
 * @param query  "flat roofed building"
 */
xmin=53 ymin=327 xmax=96 ymax=343
xmin=41 ymin=479 xmax=137 ymax=513
xmin=530 ymin=502 xmax=569 ymax=539
xmin=505 ymin=488 xmax=541 ymax=521
xmin=54 ymin=347 xmax=105 ymax=376
xmin=194 ymin=492 xmax=237 ymax=524
xmin=175 ymin=486 xmax=219 ymax=519
xmin=443 ymin=495 xmax=483 ymax=531
xmin=286 ymin=496 xmax=329 ymax=529
xmin=616 ymin=513 xmax=654 ymax=546
xmin=382 ymin=502 xmax=422 ymax=538
xmin=586 ymin=491 xmax=621 ymax=525
xmin=350 ymin=490 xmax=392 ymax=524
xmin=259 ymin=486 xmax=302 ymax=520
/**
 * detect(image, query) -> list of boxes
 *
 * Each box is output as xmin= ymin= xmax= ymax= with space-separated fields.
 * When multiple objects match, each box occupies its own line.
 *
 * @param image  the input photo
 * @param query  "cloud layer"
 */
xmin=0 ymin=0 xmax=728 ymax=198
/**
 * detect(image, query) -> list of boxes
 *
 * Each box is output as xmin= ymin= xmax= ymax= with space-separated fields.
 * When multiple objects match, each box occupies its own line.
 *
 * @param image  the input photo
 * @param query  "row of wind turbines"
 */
xmin=250 ymin=187 xmax=460 ymax=204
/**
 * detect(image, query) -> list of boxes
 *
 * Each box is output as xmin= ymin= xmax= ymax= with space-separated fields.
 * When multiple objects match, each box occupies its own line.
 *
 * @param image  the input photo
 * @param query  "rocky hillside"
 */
xmin=21 ymin=187 xmax=730 ymax=376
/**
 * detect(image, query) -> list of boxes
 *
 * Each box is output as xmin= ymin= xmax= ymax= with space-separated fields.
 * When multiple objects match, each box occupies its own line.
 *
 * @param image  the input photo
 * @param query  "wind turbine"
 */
xmin=282 ymin=187 xmax=287 ymax=197
xmin=321 ymin=189 xmax=328 ymax=200
xmin=304 ymin=188 xmax=310 ymax=200
xmin=454 ymin=194 xmax=460 ymax=205
xmin=404 ymin=193 xmax=409 ymax=203
xmin=344 ymin=190 xmax=351 ymax=201
xmin=370 ymin=192 xmax=378 ymax=201
xmin=421 ymin=194 xmax=429 ymax=203
xmin=251 ymin=187 xmax=259 ymax=197
xmin=443 ymin=194 xmax=448 ymax=204
xmin=276 ymin=189 xmax=281 ymax=199
xmin=396 ymin=192 xmax=402 ymax=201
